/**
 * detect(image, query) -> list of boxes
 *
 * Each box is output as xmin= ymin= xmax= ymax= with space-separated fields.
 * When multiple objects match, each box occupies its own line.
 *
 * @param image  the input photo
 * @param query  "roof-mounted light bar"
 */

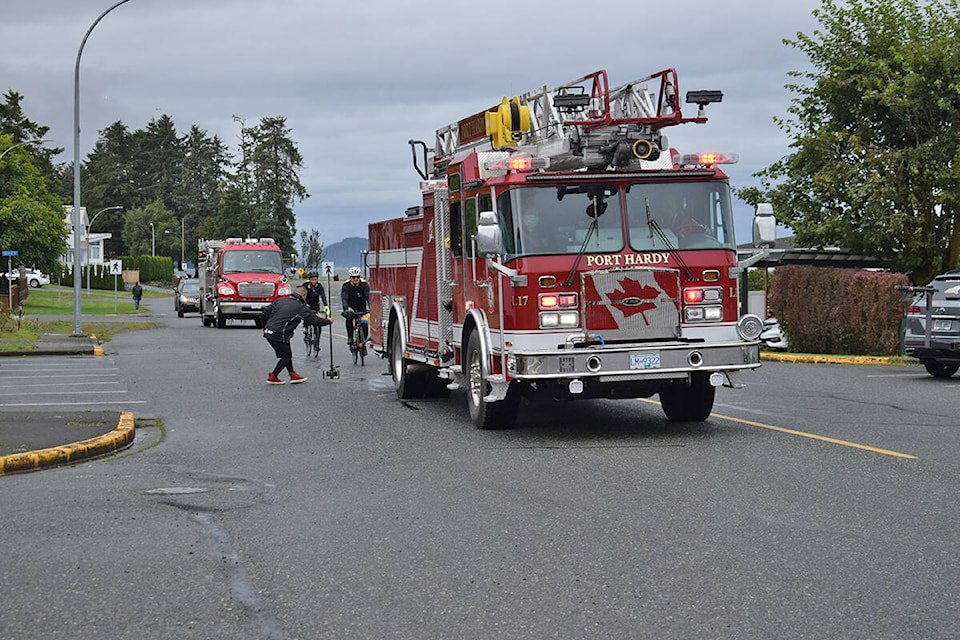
xmin=675 ymin=152 xmax=739 ymax=167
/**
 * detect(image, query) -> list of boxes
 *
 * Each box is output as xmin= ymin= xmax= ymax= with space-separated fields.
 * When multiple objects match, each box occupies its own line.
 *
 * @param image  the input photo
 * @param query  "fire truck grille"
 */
xmin=237 ymin=282 xmax=275 ymax=297
xmin=581 ymin=268 xmax=680 ymax=341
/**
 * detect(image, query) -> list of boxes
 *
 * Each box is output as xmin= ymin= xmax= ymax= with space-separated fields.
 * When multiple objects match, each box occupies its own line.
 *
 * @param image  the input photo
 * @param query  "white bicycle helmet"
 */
xmin=348 ymin=266 xmax=362 ymax=277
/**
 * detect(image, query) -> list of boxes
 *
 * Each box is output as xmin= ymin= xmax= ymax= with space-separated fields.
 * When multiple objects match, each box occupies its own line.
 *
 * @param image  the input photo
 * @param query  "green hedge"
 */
xmin=57 ymin=256 xmax=174 ymax=290
xmin=768 ymin=265 xmax=910 ymax=356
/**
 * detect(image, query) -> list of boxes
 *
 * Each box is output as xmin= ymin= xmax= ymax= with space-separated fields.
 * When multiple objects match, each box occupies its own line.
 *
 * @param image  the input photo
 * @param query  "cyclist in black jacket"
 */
xmin=303 ymin=271 xmax=330 ymax=314
xmin=261 ymin=285 xmax=332 ymax=385
xmin=341 ymin=266 xmax=370 ymax=346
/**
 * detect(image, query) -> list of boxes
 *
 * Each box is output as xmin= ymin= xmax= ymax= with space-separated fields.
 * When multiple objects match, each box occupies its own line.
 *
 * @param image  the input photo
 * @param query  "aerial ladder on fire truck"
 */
xmin=411 ymin=68 xmax=725 ymax=179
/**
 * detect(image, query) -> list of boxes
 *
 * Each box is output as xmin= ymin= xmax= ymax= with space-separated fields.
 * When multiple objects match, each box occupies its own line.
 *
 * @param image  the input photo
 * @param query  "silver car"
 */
xmin=902 ymin=270 xmax=960 ymax=378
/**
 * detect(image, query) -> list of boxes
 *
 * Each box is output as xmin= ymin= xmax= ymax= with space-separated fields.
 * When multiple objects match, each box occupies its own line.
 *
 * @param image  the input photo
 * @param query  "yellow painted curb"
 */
xmin=761 ymin=352 xmax=898 ymax=366
xmin=0 ymin=411 xmax=136 ymax=476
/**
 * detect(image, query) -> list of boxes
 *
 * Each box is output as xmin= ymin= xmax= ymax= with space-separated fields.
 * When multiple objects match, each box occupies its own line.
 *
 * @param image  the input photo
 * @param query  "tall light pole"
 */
xmin=72 ymin=0 xmax=134 ymax=337
xmin=164 ymin=218 xmax=185 ymax=270
xmin=149 ymin=222 xmax=155 ymax=256
xmin=86 ymin=205 xmax=123 ymax=294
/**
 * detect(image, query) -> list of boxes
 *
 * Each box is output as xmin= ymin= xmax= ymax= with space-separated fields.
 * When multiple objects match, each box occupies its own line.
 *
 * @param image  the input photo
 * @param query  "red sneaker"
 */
xmin=267 ymin=372 xmax=285 ymax=385
xmin=289 ymin=371 xmax=307 ymax=384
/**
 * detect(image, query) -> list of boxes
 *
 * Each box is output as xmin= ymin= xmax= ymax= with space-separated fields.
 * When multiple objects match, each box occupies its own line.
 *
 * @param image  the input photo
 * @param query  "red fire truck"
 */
xmin=368 ymin=68 xmax=773 ymax=429
xmin=197 ymin=237 xmax=290 ymax=328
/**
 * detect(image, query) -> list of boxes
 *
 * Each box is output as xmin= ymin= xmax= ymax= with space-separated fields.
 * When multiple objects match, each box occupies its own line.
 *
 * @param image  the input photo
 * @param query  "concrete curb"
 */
xmin=0 ymin=411 xmax=135 ymax=476
xmin=0 ymin=334 xmax=100 ymax=357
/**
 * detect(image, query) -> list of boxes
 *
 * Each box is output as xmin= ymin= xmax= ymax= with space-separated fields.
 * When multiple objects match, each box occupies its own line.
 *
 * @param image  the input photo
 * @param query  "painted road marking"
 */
xmin=639 ymin=399 xmax=917 ymax=459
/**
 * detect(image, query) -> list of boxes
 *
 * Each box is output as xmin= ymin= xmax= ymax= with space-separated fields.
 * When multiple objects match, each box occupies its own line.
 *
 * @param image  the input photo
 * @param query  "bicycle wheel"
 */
xmin=311 ymin=325 xmax=321 ymax=357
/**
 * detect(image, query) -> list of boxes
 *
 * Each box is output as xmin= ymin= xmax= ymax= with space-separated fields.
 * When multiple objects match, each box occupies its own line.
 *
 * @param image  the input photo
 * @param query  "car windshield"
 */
xmin=221 ymin=250 xmax=283 ymax=274
xmin=180 ymin=282 xmax=200 ymax=294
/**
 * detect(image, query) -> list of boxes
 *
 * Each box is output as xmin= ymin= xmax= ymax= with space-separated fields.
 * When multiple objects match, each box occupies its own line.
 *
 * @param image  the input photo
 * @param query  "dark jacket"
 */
xmin=261 ymin=292 xmax=330 ymax=343
xmin=341 ymin=279 xmax=370 ymax=313
xmin=131 ymin=284 xmax=143 ymax=300
xmin=303 ymin=281 xmax=328 ymax=311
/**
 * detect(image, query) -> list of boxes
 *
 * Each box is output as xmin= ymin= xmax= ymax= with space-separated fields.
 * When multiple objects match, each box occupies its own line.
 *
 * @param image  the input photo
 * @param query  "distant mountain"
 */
xmin=323 ymin=237 xmax=368 ymax=273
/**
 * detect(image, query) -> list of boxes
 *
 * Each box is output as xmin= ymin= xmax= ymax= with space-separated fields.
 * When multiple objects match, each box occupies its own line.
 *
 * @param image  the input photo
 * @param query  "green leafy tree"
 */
xmin=0 ymin=133 xmax=68 ymax=272
xmin=299 ymin=229 xmax=326 ymax=270
xmin=746 ymin=0 xmax=960 ymax=283
xmin=123 ymin=198 xmax=177 ymax=257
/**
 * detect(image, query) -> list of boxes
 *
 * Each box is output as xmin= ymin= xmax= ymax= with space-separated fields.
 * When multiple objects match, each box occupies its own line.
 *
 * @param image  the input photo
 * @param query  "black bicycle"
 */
xmin=303 ymin=320 xmax=322 ymax=358
xmin=343 ymin=310 xmax=368 ymax=366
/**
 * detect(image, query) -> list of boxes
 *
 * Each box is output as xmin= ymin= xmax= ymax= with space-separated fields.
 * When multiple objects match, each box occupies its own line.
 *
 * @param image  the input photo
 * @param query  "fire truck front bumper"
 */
xmin=219 ymin=300 xmax=272 ymax=316
xmin=507 ymin=341 xmax=761 ymax=384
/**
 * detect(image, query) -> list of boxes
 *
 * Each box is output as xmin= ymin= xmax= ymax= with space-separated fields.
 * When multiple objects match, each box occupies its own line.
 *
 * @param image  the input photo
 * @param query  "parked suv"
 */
xmin=902 ymin=270 xmax=960 ymax=378
xmin=3 ymin=268 xmax=50 ymax=288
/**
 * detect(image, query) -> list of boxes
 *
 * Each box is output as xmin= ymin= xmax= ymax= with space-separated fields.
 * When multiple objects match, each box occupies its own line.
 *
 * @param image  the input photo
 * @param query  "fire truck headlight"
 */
xmin=539 ymin=311 xmax=579 ymax=328
xmin=540 ymin=312 xmax=560 ymax=328
xmin=277 ymin=283 xmax=292 ymax=296
xmin=684 ymin=306 xmax=722 ymax=322
xmin=217 ymin=284 xmax=236 ymax=296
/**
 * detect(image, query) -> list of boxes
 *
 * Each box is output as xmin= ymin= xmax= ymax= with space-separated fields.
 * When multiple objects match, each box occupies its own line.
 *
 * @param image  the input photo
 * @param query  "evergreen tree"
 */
xmin=249 ymin=116 xmax=307 ymax=253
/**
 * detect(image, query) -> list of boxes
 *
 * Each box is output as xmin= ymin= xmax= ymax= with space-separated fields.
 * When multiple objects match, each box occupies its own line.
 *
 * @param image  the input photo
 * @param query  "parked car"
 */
xmin=174 ymin=278 xmax=201 ymax=317
xmin=3 ymin=268 xmax=50 ymax=288
xmin=902 ymin=270 xmax=960 ymax=378
xmin=760 ymin=317 xmax=788 ymax=351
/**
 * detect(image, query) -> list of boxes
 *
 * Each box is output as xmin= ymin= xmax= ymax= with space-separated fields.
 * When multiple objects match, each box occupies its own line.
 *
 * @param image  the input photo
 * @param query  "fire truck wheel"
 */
xmin=658 ymin=372 xmax=715 ymax=422
xmin=215 ymin=308 xmax=226 ymax=328
xmin=391 ymin=327 xmax=425 ymax=398
xmin=466 ymin=332 xmax=519 ymax=430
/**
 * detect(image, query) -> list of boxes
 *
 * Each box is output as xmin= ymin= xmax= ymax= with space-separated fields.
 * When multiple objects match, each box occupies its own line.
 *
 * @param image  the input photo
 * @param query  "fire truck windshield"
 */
xmin=497 ymin=181 xmax=736 ymax=259
xmin=221 ymin=250 xmax=284 ymax=274
xmin=625 ymin=182 xmax=736 ymax=251
xmin=499 ymin=186 xmax=623 ymax=258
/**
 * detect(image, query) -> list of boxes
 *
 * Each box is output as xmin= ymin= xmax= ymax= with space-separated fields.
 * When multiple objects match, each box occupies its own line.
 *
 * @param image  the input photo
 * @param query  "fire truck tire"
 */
xmin=466 ymin=332 xmax=519 ymax=430
xmin=391 ymin=327 xmax=425 ymax=399
xmin=215 ymin=308 xmax=226 ymax=328
xmin=922 ymin=360 xmax=959 ymax=378
xmin=658 ymin=372 xmax=715 ymax=422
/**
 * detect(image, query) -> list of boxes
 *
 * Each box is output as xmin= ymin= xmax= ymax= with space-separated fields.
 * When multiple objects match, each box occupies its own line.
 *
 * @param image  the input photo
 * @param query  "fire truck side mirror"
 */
xmin=752 ymin=203 xmax=776 ymax=247
xmin=475 ymin=211 xmax=503 ymax=256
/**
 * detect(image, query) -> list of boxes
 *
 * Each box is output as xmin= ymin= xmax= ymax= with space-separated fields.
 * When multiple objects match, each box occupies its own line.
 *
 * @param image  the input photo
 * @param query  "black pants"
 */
xmin=345 ymin=316 xmax=368 ymax=344
xmin=266 ymin=336 xmax=293 ymax=375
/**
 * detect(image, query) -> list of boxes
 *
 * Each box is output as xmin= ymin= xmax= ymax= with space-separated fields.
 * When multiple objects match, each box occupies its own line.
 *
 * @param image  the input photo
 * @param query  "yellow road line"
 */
xmin=639 ymin=399 xmax=917 ymax=459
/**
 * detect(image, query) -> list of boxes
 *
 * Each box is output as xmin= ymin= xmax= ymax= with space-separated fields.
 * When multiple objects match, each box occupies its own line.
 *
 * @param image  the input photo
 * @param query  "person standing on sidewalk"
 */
xmin=132 ymin=282 xmax=143 ymax=310
xmin=260 ymin=285 xmax=332 ymax=384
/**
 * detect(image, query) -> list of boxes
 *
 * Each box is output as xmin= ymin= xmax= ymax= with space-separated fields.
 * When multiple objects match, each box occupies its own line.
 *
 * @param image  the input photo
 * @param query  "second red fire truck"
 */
xmin=368 ymin=68 xmax=773 ymax=429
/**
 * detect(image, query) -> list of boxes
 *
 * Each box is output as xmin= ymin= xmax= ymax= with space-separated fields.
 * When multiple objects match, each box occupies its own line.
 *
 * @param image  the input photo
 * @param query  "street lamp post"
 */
xmin=0 ymin=139 xmax=49 ymax=162
xmin=149 ymin=222 xmax=155 ymax=256
xmin=72 ymin=0 xmax=134 ymax=337
xmin=86 ymin=205 xmax=123 ymax=295
xmin=164 ymin=218 xmax=185 ymax=270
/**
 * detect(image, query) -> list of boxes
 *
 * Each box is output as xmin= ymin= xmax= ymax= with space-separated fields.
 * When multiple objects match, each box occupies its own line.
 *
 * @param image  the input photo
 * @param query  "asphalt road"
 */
xmin=1 ymin=300 xmax=958 ymax=639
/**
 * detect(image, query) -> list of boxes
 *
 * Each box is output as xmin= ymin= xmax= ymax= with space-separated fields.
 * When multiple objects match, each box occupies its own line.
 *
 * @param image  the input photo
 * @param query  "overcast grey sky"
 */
xmin=1 ymin=0 xmax=823 ymax=245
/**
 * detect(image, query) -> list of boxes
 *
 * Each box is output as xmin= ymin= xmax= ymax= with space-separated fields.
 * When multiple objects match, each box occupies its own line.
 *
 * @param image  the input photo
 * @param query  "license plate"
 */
xmin=933 ymin=319 xmax=954 ymax=332
xmin=630 ymin=352 xmax=661 ymax=370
